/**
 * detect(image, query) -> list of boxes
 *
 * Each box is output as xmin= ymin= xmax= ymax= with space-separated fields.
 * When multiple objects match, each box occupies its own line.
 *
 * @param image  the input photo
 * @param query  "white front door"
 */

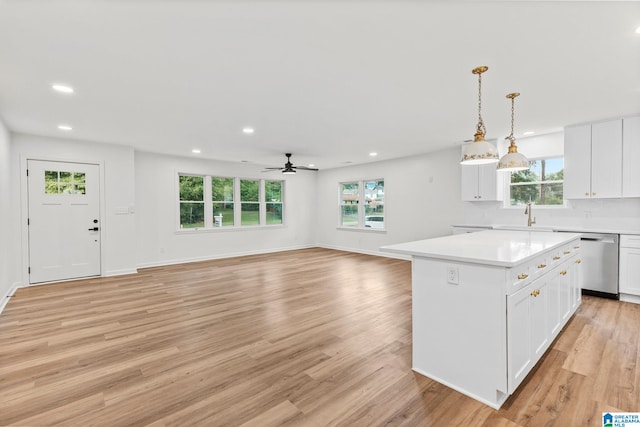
xmin=28 ymin=160 xmax=101 ymax=284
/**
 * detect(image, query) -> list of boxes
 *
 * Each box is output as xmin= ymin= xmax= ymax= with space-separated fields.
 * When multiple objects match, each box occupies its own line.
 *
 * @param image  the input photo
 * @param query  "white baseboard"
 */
xmin=620 ymin=293 xmax=640 ymax=305
xmin=0 ymin=284 xmax=19 ymax=315
xmin=315 ymin=244 xmax=411 ymax=261
xmin=104 ymin=268 xmax=139 ymax=277
xmin=136 ymin=244 xmax=316 ymax=269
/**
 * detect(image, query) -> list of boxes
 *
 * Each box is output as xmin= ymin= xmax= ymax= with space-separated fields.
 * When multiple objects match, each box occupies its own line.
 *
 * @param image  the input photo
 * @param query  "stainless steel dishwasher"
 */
xmin=577 ymin=232 xmax=619 ymax=298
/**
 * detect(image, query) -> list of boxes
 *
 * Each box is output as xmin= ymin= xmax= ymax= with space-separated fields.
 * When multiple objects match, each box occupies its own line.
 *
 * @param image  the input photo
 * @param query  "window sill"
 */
xmin=175 ymin=224 xmax=286 ymax=234
xmin=336 ymin=226 xmax=387 ymax=233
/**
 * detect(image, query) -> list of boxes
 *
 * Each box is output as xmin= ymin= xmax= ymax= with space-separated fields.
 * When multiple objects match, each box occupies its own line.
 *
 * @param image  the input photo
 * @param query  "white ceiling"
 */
xmin=0 ymin=1 xmax=638 ymax=170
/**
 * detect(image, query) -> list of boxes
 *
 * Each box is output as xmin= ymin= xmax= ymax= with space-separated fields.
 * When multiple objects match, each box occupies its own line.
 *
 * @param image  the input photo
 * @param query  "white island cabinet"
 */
xmin=381 ymin=230 xmax=582 ymax=409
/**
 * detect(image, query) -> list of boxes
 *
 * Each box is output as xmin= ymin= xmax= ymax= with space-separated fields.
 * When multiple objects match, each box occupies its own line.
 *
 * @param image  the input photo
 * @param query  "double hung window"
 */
xmin=339 ymin=179 xmax=385 ymax=229
xmin=178 ymin=174 xmax=284 ymax=230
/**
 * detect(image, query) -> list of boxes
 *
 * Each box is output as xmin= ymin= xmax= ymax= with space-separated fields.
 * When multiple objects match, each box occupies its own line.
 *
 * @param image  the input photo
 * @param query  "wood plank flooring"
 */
xmin=0 ymin=248 xmax=638 ymax=426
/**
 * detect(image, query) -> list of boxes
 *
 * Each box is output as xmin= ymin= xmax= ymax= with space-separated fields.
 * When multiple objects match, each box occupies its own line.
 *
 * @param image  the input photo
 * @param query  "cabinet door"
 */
xmin=591 ymin=119 xmax=622 ymax=198
xmin=461 ymin=165 xmax=479 ymax=201
xmin=547 ymin=270 xmax=561 ymax=337
xmin=478 ymin=163 xmax=503 ymax=201
xmin=623 ymin=116 xmax=640 ymax=197
xmin=563 ymin=124 xmax=592 ymax=199
xmin=558 ymin=265 xmax=571 ymax=324
xmin=507 ymin=284 xmax=533 ymax=393
xmin=620 ymin=247 xmax=640 ymax=296
xmin=531 ymin=279 xmax=550 ymax=360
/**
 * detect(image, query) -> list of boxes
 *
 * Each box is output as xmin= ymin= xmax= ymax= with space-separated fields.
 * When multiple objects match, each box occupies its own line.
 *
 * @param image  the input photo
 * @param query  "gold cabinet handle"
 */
xmin=518 ymin=273 xmax=529 ymax=280
xmin=592 ymin=192 xmax=596 ymax=196
xmin=537 ymin=264 xmax=547 ymax=269
xmin=563 ymin=251 xmax=571 ymax=255
xmin=530 ymin=289 xmax=540 ymax=297
xmin=585 ymin=192 xmax=589 ymax=196
xmin=575 ymin=259 xmax=582 ymax=264
xmin=560 ymin=270 xmax=567 ymax=276
xmin=553 ymin=256 xmax=560 ymax=260
xmin=574 ymin=245 xmax=580 ymax=249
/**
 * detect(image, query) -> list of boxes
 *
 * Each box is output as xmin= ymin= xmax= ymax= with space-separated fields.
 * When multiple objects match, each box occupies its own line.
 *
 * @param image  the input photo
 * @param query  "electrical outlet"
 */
xmin=447 ymin=266 xmax=459 ymax=285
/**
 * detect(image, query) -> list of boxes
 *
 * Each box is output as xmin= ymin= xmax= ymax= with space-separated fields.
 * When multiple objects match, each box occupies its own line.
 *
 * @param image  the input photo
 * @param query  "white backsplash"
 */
xmin=463 ymin=198 xmax=640 ymax=233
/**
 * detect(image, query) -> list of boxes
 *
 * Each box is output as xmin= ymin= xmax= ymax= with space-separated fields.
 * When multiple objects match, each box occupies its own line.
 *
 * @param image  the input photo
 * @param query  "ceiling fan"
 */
xmin=263 ymin=153 xmax=319 ymax=174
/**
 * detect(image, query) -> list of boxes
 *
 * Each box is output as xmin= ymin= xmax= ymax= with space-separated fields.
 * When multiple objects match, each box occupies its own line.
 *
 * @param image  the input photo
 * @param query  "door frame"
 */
xmin=20 ymin=155 xmax=106 ymax=286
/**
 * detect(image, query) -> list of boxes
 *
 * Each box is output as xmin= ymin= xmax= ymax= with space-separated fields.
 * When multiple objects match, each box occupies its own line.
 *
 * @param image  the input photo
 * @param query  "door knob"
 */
xmin=88 ymin=227 xmax=99 ymax=231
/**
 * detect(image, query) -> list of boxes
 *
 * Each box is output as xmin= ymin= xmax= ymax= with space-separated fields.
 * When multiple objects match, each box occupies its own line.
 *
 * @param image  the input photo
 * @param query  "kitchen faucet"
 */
xmin=525 ymin=201 xmax=536 ymax=227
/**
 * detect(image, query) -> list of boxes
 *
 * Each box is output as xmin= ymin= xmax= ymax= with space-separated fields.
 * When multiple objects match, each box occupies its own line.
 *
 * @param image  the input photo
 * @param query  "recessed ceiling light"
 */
xmin=369 ymin=152 xmax=378 ymax=157
xmin=242 ymin=127 xmax=255 ymax=134
xmin=57 ymin=124 xmax=72 ymax=131
xmin=635 ymin=26 xmax=640 ymax=34
xmin=523 ymin=131 xmax=535 ymax=136
xmin=52 ymin=84 xmax=74 ymax=94
xmin=191 ymin=149 xmax=201 ymax=154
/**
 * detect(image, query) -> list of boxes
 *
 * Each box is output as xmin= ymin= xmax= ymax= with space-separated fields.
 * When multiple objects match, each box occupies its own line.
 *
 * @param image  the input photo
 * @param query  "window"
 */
xmin=339 ymin=179 xmax=385 ymax=229
xmin=178 ymin=174 xmax=284 ymax=230
xmin=179 ymin=175 xmax=205 ymax=228
xmin=340 ymin=182 xmax=359 ymax=227
xmin=240 ymin=179 xmax=260 ymax=226
xmin=509 ymin=157 xmax=564 ymax=206
xmin=45 ymin=170 xmax=86 ymax=194
xmin=212 ymin=177 xmax=234 ymax=227
xmin=265 ymin=180 xmax=283 ymax=225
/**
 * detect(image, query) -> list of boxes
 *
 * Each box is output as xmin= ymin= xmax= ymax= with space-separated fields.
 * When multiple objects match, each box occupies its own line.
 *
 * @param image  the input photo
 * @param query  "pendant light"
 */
xmin=497 ymin=92 xmax=530 ymax=172
xmin=461 ymin=66 xmax=499 ymax=165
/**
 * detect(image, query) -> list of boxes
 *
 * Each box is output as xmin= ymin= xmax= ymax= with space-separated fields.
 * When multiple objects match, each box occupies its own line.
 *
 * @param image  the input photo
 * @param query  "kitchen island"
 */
xmin=381 ymin=230 xmax=583 ymax=409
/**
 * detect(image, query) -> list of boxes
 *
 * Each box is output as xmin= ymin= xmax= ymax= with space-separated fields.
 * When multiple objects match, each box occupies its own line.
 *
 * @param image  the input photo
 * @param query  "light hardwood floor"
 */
xmin=1 ymin=248 xmax=638 ymax=426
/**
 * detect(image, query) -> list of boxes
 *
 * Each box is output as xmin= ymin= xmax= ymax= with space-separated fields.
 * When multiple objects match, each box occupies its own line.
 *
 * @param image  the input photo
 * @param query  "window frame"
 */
xmin=176 ymin=173 xmax=285 ymax=232
xmin=503 ymin=156 xmax=566 ymax=209
xmin=338 ymin=178 xmax=385 ymax=231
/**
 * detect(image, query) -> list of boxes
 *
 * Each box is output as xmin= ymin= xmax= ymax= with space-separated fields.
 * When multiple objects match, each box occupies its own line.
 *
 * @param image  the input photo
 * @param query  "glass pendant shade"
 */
xmin=497 ymin=92 xmax=529 ymax=172
xmin=461 ymin=139 xmax=499 ymax=164
xmin=461 ymin=66 xmax=499 ymax=165
xmin=497 ymin=142 xmax=529 ymax=171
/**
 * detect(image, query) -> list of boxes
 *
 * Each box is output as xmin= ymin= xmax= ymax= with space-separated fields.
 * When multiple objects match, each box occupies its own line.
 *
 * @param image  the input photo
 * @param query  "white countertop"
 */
xmin=451 ymin=224 xmax=640 ymax=235
xmin=381 ymin=230 xmax=582 ymax=267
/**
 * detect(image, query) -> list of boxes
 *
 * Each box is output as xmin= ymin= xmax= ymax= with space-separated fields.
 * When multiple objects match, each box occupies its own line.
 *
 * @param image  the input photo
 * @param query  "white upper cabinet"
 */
xmin=564 ymin=119 xmax=622 ymax=199
xmin=623 ymin=116 xmax=640 ymax=198
xmin=461 ymin=163 xmax=503 ymax=202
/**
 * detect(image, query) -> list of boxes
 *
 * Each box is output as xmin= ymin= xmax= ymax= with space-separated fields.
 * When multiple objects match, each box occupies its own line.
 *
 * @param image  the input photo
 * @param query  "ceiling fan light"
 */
xmin=282 ymin=168 xmax=296 ymax=175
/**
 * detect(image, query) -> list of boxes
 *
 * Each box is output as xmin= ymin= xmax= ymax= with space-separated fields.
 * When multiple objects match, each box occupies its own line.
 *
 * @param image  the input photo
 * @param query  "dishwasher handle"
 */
xmin=580 ymin=235 xmax=618 ymax=244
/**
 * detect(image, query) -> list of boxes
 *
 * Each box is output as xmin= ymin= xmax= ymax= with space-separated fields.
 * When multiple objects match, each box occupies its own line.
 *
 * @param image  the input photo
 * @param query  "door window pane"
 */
xmin=44 ymin=170 xmax=87 ymax=194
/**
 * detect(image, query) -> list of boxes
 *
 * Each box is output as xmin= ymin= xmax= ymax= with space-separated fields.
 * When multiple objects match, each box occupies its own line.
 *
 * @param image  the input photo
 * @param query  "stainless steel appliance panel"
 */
xmin=579 ymin=233 xmax=619 ymax=297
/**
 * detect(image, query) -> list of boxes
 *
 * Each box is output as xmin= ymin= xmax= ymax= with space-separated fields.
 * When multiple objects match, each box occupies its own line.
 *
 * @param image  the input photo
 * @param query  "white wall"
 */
xmin=314 ymin=147 xmax=465 ymax=256
xmin=0 ymin=118 xmax=18 ymax=310
xmin=135 ymin=151 xmax=316 ymax=267
xmin=11 ymin=133 xmax=137 ymax=282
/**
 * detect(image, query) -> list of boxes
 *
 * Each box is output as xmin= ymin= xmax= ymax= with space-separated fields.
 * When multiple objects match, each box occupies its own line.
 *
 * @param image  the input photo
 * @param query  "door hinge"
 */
xmin=26 ymin=169 xmax=29 ymax=176
xmin=28 ymin=267 xmax=31 ymax=274
xmin=27 ymin=218 xmax=30 ymax=226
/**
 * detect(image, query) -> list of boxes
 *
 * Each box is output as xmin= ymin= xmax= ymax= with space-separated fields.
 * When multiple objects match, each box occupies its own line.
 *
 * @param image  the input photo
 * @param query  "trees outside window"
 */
xmin=178 ymin=174 xmax=284 ymax=230
xmin=509 ymin=157 xmax=563 ymax=206
xmin=179 ymin=175 xmax=204 ymax=228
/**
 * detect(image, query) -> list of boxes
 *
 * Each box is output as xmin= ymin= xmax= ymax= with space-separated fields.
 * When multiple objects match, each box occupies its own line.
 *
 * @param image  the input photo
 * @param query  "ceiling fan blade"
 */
xmin=294 ymin=166 xmax=319 ymax=171
xmin=261 ymin=169 xmax=280 ymax=173
xmin=263 ymin=167 xmax=283 ymax=170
